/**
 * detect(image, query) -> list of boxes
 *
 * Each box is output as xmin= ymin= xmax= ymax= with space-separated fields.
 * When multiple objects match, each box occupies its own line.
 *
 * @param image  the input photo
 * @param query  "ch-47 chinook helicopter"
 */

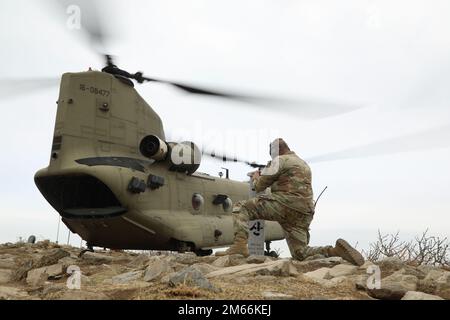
xmin=14 ymin=1 xmax=364 ymax=256
xmin=34 ymin=54 xmax=359 ymax=256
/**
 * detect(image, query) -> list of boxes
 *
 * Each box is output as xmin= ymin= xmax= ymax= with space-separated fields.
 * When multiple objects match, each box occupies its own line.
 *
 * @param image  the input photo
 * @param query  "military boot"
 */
xmin=215 ymin=234 xmax=249 ymax=257
xmin=328 ymin=238 xmax=365 ymax=266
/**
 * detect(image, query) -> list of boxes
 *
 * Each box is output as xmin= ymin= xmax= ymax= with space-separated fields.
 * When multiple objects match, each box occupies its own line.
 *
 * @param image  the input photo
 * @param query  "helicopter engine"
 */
xmin=139 ymin=135 xmax=201 ymax=174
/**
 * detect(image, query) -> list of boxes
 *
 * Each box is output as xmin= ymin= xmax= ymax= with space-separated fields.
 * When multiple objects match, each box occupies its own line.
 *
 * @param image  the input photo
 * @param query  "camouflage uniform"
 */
xmin=233 ymin=151 xmax=332 ymax=260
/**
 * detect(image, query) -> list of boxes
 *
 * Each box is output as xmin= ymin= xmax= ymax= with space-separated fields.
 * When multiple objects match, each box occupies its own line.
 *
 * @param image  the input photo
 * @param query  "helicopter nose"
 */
xmin=34 ymin=174 xmax=126 ymax=219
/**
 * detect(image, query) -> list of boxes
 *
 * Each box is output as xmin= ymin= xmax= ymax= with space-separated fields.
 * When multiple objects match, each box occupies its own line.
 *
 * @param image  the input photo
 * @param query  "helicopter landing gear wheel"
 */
xmin=194 ymin=249 xmax=213 ymax=257
xmin=175 ymin=240 xmax=195 ymax=254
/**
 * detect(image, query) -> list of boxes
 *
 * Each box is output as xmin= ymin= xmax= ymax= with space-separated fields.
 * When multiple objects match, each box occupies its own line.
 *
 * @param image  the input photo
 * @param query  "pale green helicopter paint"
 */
xmin=34 ymin=70 xmax=284 ymax=255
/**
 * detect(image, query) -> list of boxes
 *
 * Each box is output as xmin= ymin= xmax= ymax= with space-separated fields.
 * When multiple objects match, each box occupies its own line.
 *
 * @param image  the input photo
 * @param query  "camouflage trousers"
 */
xmin=232 ymin=195 xmax=332 ymax=261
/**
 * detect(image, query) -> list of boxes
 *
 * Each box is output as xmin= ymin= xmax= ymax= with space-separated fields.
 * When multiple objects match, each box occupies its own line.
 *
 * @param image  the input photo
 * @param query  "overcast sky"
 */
xmin=0 ymin=0 xmax=449 ymax=256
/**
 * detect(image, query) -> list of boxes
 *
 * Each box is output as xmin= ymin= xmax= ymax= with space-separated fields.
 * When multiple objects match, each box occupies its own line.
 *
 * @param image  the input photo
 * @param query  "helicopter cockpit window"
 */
xmin=223 ymin=197 xmax=233 ymax=212
xmin=192 ymin=193 xmax=204 ymax=211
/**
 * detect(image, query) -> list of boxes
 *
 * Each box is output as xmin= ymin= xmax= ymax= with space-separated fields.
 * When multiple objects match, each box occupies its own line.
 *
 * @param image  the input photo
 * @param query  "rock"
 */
xmin=35 ymin=248 xmax=70 ymax=268
xmin=160 ymin=272 xmax=177 ymax=284
xmin=12 ymin=259 xmax=34 ymax=281
xmin=200 ymin=256 xmax=221 ymax=264
xmin=358 ymin=261 xmax=375 ymax=270
xmin=58 ymin=256 xmax=78 ymax=268
xmin=111 ymin=270 xmax=144 ymax=284
xmin=293 ymin=257 xmax=344 ymax=273
xmin=401 ymin=291 xmax=444 ymax=300
xmin=328 ymin=264 xmax=358 ymax=278
xmin=128 ymin=254 xmax=151 ymax=268
xmin=0 ymin=269 xmax=13 ymax=284
xmin=253 ymin=260 xmax=299 ymax=277
xmin=376 ymin=256 xmax=404 ymax=275
xmin=57 ymin=290 xmax=110 ymax=300
xmin=144 ymin=258 xmax=173 ymax=282
xmin=26 ymin=268 xmax=49 ymax=286
xmin=169 ymin=266 xmax=219 ymax=292
xmin=418 ymin=269 xmax=450 ymax=299
xmin=26 ymin=263 xmax=64 ymax=286
xmin=0 ymin=286 xmax=29 ymax=299
xmin=423 ymin=269 xmax=450 ymax=283
xmin=46 ymin=263 xmax=65 ymax=277
xmin=262 ymin=291 xmax=295 ymax=300
xmin=191 ymin=263 xmax=220 ymax=275
xmin=354 ymin=274 xmax=370 ymax=290
xmin=81 ymin=252 xmax=116 ymax=265
xmin=42 ymin=283 xmax=66 ymax=296
xmin=246 ymin=255 xmax=269 ymax=264
xmin=367 ymin=270 xmax=418 ymax=300
xmin=207 ymin=259 xmax=298 ymax=278
xmin=378 ymin=256 xmax=404 ymax=267
xmin=212 ymin=255 xmax=245 ymax=268
xmin=0 ymin=258 xmax=16 ymax=269
xmin=175 ymin=253 xmax=201 ymax=265
xmin=304 ymin=267 xmax=332 ymax=281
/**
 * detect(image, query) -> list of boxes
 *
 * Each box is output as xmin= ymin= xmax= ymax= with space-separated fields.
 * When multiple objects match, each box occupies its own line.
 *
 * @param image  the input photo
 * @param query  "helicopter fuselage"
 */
xmin=34 ymin=71 xmax=284 ymax=252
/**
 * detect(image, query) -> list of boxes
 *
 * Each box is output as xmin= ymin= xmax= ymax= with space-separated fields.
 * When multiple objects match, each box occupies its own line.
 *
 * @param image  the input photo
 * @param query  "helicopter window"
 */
xmin=192 ymin=193 xmax=204 ymax=211
xmin=223 ymin=197 xmax=233 ymax=212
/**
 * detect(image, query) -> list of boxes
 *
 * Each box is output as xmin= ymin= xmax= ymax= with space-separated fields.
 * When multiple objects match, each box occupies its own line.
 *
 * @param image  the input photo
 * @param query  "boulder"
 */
xmin=212 ymin=255 xmax=245 ymax=268
xmin=293 ymin=257 xmax=344 ymax=273
xmin=26 ymin=263 xmax=64 ymax=286
xmin=191 ymin=263 xmax=220 ymax=275
xmin=401 ymin=291 xmax=444 ymax=300
xmin=303 ymin=267 xmax=332 ymax=281
xmin=143 ymin=258 xmax=173 ymax=282
xmin=35 ymin=249 xmax=70 ymax=268
xmin=169 ymin=266 xmax=219 ymax=292
xmin=354 ymin=274 xmax=371 ymax=290
xmin=207 ymin=259 xmax=299 ymax=278
xmin=418 ymin=269 xmax=450 ymax=299
xmin=0 ymin=286 xmax=29 ymax=300
xmin=174 ymin=253 xmax=201 ymax=265
xmin=358 ymin=260 xmax=375 ymax=271
xmin=246 ymin=255 xmax=269 ymax=264
xmin=0 ymin=269 xmax=13 ymax=284
xmin=111 ymin=270 xmax=144 ymax=284
xmin=377 ymin=256 xmax=404 ymax=269
xmin=58 ymin=256 xmax=79 ymax=268
xmin=81 ymin=252 xmax=116 ymax=265
xmin=328 ymin=264 xmax=358 ymax=278
xmin=12 ymin=259 xmax=34 ymax=281
xmin=367 ymin=269 xmax=418 ymax=300
xmin=128 ymin=254 xmax=151 ymax=268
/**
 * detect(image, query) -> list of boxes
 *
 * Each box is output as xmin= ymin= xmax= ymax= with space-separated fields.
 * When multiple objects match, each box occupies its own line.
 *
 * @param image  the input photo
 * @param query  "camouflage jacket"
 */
xmin=254 ymin=151 xmax=314 ymax=213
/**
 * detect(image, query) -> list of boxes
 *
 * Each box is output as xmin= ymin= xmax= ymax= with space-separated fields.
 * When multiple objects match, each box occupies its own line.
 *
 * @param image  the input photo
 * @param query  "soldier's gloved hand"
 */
xmin=251 ymin=170 xmax=261 ymax=181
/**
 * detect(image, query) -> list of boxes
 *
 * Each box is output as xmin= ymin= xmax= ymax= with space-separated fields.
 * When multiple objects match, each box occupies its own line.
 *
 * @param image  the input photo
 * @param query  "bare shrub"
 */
xmin=363 ymin=229 xmax=449 ymax=267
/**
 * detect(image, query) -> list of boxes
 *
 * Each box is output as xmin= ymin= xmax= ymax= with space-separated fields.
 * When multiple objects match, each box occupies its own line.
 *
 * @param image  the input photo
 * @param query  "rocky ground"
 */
xmin=0 ymin=240 xmax=448 ymax=300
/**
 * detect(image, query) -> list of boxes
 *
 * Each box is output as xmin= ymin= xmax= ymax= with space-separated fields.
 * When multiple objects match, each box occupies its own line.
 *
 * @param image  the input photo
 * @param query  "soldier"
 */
xmin=216 ymin=138 xmax=365 ymax=266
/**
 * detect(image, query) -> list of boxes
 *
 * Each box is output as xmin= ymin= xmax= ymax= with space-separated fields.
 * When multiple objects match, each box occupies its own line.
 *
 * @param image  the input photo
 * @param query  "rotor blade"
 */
xmin=0 ymin=78 xmax=60 ymax=99
xmin=305 ymin=124 xmax=450 ymax=164
xmin=49 ymin=0 xmax=115 ymax=56
xmin=165 ymin=131 xmax=265 ymax=168
xmin=141 ymin=76 xmax=361 ymax=119
xmin=201 ymin=149 xmax=265 ymax=168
